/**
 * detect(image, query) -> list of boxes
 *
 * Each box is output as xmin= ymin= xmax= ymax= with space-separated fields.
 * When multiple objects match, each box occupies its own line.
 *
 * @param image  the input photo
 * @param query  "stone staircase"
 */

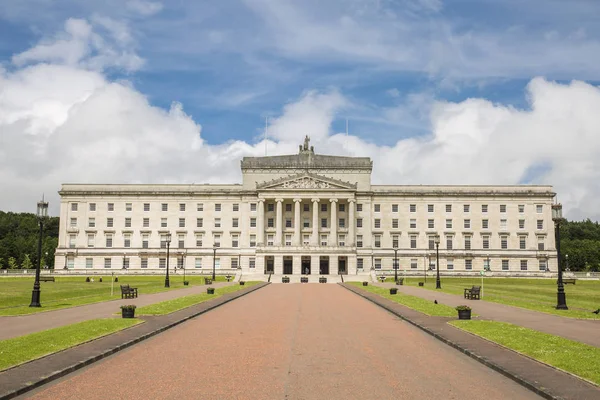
xmin=238 ymin=273 xmax=372 ymax=283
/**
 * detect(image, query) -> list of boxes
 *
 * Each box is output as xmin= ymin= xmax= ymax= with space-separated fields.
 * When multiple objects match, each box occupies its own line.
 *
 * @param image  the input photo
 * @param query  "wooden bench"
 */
xmin=39 ymin=276 xmax=55 ymax=282
xmin=562 ymin=278 xmax=577 ymax=285
xmin=464 ymin=285 xmax=481 ymax=300
xmin=204 ymin=277 xmax=213 ymax=285
xmin=120 ymin=284 xmax=138 ymax=299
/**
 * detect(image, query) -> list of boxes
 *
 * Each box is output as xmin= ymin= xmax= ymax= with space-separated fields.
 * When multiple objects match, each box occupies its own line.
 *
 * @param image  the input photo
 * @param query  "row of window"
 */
xmin=368 ymin=258 xmax=547 ymax=271
xmin=72 ymin=256 xmax=248 ymax=269
xmin=70 ymin=202 xmax=547 ymax=214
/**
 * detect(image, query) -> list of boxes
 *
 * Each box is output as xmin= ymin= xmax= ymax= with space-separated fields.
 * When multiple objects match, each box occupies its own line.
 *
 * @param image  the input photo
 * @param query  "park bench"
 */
xmin=39 ymin=276 xmax=55 ymax=282
xmin=464 ymin=285 xmax=481 ymax=300
xmin=562 ymin=278 xmax=577 ymax=285
xmin=204 ymin=277 xmax=212 ymax=285
xmin=120 ymin=284 xmax=138 ymax=299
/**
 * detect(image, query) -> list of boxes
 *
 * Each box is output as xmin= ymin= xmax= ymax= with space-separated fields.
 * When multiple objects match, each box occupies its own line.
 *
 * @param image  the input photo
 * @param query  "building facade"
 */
xmin=55 ymin=137 xmax=557 ymax=275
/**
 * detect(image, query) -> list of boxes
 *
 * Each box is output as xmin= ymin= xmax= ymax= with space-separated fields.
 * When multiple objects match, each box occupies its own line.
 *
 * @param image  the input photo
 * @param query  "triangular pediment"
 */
xmin=257 ymin=172 xmax=357 ymax=190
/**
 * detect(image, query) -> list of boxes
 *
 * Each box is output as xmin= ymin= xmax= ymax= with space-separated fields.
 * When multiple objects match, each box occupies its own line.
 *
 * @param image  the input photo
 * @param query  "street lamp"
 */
xmin=393 ymin=245 xmax=399 ymax=282
xmin=565 ymin=254 xmax=570 ymax=271
xmin=552 ymin=204 xmax=568 ymax=310
xmin=164 ymin=233 xmax=172 ymax=288
xmin=434 ymin=234 xmax=441 ymax=289
xmin=30 ymin=199 xmax=48 ymax=307
xmin=180 ymin=254 xmax=186 ymax=284
xmin=212 ymin=243 xmax=218 ymax=281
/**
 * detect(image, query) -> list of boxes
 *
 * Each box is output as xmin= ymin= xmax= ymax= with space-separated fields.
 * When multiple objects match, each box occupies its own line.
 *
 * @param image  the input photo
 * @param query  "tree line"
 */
xmin=0 ymin=211 xmax=598 ymax=271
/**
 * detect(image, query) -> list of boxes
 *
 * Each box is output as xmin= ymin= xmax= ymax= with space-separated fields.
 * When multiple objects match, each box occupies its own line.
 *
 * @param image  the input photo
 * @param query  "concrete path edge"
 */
xmin=340 ymin=283 xmax=560 ymax=400
xmin=0 ymin=282 xmax=269 ymax=400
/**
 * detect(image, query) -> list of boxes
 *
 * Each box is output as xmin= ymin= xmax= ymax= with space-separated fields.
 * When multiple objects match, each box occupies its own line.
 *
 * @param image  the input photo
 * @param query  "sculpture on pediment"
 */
xmin=299 ymin=135 xmax=315 ymax=154
xmin=281 ymin=177 xmax=331 ymax=189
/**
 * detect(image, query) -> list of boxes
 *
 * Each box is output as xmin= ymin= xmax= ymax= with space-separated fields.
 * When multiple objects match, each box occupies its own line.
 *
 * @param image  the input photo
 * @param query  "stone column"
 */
xmin=257 ymin=199 xmax=265 ymax=246
xmin=294 ymin=198 xmax=302 ymax=246
xmin=330 ymin=199 xmax=338 ymax=246
xmin=311 ymin=198 xmax=319 ymax=246
xmin=275 ymin=198 xmax=283 ymax=246
xmin=348 ymin=199 xmax=355 ymax=246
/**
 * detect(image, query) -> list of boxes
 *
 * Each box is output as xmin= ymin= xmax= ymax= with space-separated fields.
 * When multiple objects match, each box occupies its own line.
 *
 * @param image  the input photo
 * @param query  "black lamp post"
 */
xmin=164 ymin=233 xmax=172 ymax=288
xmin=553 ymin=204 xmax=568 ymax=310
xmin=180 ymin=254 xmax=186 ymax=283
xmin=212 ymin=244 xmax=218 ymax=281
xmin=393 ymin=246 xmax=399 ymax=282
xmin=30 ymin=199 xmax=49 ymax=307
xmin=434 ymin=234 xmax=441 ymax=289
xmin=424 ymin=255 xmax=427 ymax=283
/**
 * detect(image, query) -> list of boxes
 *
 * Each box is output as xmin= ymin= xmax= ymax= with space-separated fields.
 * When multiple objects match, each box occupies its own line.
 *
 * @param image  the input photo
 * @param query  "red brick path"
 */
xmin=28 ymin=284 xmax=541 ymax=400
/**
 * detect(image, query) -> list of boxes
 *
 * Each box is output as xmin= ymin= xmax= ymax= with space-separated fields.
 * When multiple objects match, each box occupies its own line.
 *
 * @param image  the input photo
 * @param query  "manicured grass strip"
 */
xmin=137 ymin=282 xmax=260 ymax=315
xmin=348 ymin=282 xmax=457 ymax=317
xmin=0 ymin=275 xmax=230 ymax=316
xmin=450 ymin=320 xmax=600 ymax=386
xmin=0 ymin=318 xmax=142 ymax=371
xmin=407 ymin=278 xmax=600 ymax=320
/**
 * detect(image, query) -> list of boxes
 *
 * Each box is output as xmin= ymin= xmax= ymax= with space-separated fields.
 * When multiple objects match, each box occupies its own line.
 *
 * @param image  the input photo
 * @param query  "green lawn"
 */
xmin=0 ymin=275 xmax=229 ymax=316
xmin=137 ymin=282 xmax=260 ymax=315
xmin=348 ymin=282 xmax=457 ymax=317
xmin=406 ymin=277 xmax=600 ymax=319
xmin=450 ymin=320 xmax=600 ymax=386
xmin=0 ymin=318 xmax=142 ymax=371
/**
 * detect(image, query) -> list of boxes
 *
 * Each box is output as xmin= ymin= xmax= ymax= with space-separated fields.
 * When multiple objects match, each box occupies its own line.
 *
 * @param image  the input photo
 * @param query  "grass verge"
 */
xmin=0 ymin=318 xmax=142 ymax=371
xmin=136 ymin=282 xmax=260 ymax=315
xmin=450 ymin=320 xmax=600 ymax=386
xmin=348 ymin=282 xmax=457 ymax=317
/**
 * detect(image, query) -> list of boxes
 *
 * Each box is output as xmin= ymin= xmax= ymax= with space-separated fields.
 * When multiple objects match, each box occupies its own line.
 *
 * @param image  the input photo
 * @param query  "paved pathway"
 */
xmin=0 ymin=282 xmax=233 ymax=340
xmin=26 ymin=284 xmax=540 ymax=400
xmin=375 ymin=282 xmax=600 ymax=347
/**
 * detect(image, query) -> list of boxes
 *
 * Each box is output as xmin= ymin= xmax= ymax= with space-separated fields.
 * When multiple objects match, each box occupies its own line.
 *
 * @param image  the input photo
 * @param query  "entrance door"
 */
xmin=265 ymin=257 xmax=274 ymax=274
xmin=283 ymin=258 xmax=293 ymax=275
xmin=319 ymin=257 xmax=330 ymax=275
xmin=301 ymin=257 xmax=311 ymax=275
xmin=338 ymin=258 xmax=347 ymax=275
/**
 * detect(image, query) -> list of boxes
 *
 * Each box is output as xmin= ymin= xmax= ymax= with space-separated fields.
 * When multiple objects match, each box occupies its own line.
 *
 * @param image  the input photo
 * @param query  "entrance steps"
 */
xmin=239 ymin=273 xmax=373 ymax=283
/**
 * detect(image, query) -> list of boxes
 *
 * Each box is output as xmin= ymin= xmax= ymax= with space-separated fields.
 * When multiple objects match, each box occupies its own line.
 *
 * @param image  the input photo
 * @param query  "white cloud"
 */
xmin=126 ymin=0 xmax=163 ymax=16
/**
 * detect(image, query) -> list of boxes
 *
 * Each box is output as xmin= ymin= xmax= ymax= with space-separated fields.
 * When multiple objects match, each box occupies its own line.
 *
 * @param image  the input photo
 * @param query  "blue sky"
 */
xmin=1 ymin=0 xmax=600 ymax=219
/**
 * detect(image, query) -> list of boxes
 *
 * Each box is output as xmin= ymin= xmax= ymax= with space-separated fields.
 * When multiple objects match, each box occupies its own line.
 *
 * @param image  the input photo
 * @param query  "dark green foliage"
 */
xmin=0 ymin=212 xmax=59 ymax=269
xmin=561 ymin=219 xmax=600 ymax=271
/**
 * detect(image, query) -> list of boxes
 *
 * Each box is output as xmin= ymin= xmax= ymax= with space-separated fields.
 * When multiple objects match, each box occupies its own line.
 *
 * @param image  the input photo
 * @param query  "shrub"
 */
xmin=120 ymin=305 xmax=137 ymax=310
xmin=455 ymin=305 xmax=471 ymax=311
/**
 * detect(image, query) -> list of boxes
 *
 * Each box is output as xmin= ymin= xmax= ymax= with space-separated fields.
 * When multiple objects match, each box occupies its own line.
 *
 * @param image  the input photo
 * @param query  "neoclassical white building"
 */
xmin=55 ymin=137 xmax=557 ymax=276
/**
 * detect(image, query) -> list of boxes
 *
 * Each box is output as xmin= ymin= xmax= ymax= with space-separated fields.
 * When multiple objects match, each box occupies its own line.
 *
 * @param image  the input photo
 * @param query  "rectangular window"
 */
xmin=143 ymin=218 xmax=150 ymax=228
xmin=482 ymin=235 xmax=490 ymax=249
xmin=410 ymin=235 xmax=417 ymax=249
xmin=500 ymin=204 xmax=506 ymax=213
xmin=464 ymin=204 xmax=470 ymax=213
xmin=357 ymin=258 xmax=364 ymax=269
xmin=106 ymin=234 xmax=113 ymax=248
xmin=161 ymin=218 xmax=167 ymax=228
xmin=144 ymin=203 xmax=150 ymax=212
xmin=126 ymin=203 xmax=132 ymax=212
xmin=356 ymin=235 xmax=363 ymax=248
xmin=500 ymin=219 xmax=507 ymax=230
xmin=142 ymin=234 xmax=149 ymax=249
xmin=482 ymin=219 xmax=489 ymax=229
xmin=176 ymin=257 xmax=183 ymax=269
xmin=249 ymin=258 xmax=256 ymax=269
xmin=250 ymin=218 xmax=256 ymax=228
xmin=87 ymin=234 xmax=94 ymax=248
xmin=392 ymin=219 xmax=398 ymax=229
xmin=159 ymin=258 xmax=166 ymax=268
xmin=267 ymin=234 xmax=274 ymax=246
xmin=125 ymin=218 xmax=131 ymax=228
xmin=464 ymin=219 xmax=471 ymax=229
xmin=285 ymin=218 xmax=292 ymax=228
xmin=502 ymin=259 xmax=509 ymax=271
xmin=538 ymin=238 xmax=545 ymax=250
xmin=107 ymin=203 xmax=114 ymax=212
xmin=197 ymin=218 xmax=203 ymax=228
xmin=410 ymin=259 xmax=418 ymax=269
xmin=303 ymin=218 xmax=310 ymax=228
xmin=233 ymin=218 xmax=239 ymax=228
xmin=104 ymin=258 xmax=111 ymax=268
xmin=519 ymin=219 xmax=525 ymax=229
xmin=428 ymin=219 xmax=434 ymax=229
xmin=70 ymin=217 xmax=77 ymax=227
xmin=465 ymin=259 xmax=472 ymax=270
xmin=250 ymin=203 xmax=257 ymax=212
xmin=537 ymin=220 xmax=544 ymax=230
xmin=428 ymin=237 xmax=435 ymax=250
xmin=250 ymin=235 xmax=256 ymax=247
xmin=321 ymin=203 xmax=328 ymax=212
xmin=124 ymin=234 xmax=131 ymax=248
xmin=446 ymin=236 xmax=453 ymax=250
xmin=536 ymin=205 xmax=543 ymax=213
xmin=539 ymin=259 xmax=547 ymax=271
xmin=410 ymin=219 xmax=416 ymax=229
xmin=267 ymin=218 xmax=274 ymax=228
xmin=107 ymin=218 xmax=113 ymax=228
xmin=215 ymin=203 xmax=221 ymax=212
xmin=446 ymin=204 xmax=452 ymax=213
xmin=447 ymin=259 xmax=454 ymax=270
xmin=518 ymin=204 xmax=525 ymax=213
xmin=374 ymin=219 xmax=381 ymax=229
xmin=285 ymin=234 xmax=292 ymax=246
xmin=197 ymin=203 xmax=204 ymax=212
xmin=303 ymin=203 xmax=310 ymax=212
xmin=179 ymin=203 xmax=186 ymax=212
xmin=320 ymin=234 xmax=328 ymax=246
xmin=501 ymin=236 xmax=508 ymax=249
xmin=69 ymin=234 xmax=76 ymax=248
xmin=231 ymin=258 xmax=238 ymax=269
xmin=520 ymin=260 xmax=528 ymax=271
xmin=160 ymin=235 xmax=168 ymax=249
xmin=356 ymin=218 xmax=363 ymax=228
xmin=339 ymin=218 xmax=346 ymax=228
xmin=339 ymin=203 xmax=346 ymax=212
xmin=410 ymin=204 xmax=416 ymax=213
xmin=214 ymin=234 xmax=221 ymax=247
xmin=482 ymin=204 xmax=488 ymax=213
xmin=232 ymin=234 xmax=239 ymax=248
xmin=374 ymin=204 xmax=380 ymax=212
xmin=520 ymin=236 xmax=526 ymax=249
xmin=392 ymin=204 xmax=398 ymax=213
xmin=233 ymin=203 xmax=239 ymax=212
xmin=214 ymin=258 xmax=221 ymax=269
xmin=89 ymin=203 xmax=96 ymax=211
xmin=214 ymin=218 xmax=221 ymax=228
xmin=285 ymin=203 xmax=292 ymax=212
xmin=141 ymin=258 xmax=148 ymax=269
xmin=178 ymin=234 xmax=185 ymax=249
xmin=356 ymin=204 xmax=363 ymax=212
xmin=392 ymin=235 xmax=399 ymax=248
xmin=374 ymin=258 xmax=382 ymax=269
xmin=86 ymin=258 xmax=93 ymax=268
xmin=303 ymin=235 xmax=310 ymax=245
xmin=446 ymin=219 xmax=452 ymax=229
xmin=321 ymin=218 xmax=327 ymax=228
xmin=465 ymin=236 xmax=471 ymax=250
xmin=195 ymin=258 xmax=202 ymax=268
xmin=196 ymin=234 xmax=203 ymax=247
xmin=161 ymin=203 xmax=168 ymax=212
xmin=428 ymin=204 xmax=434 ymax=213
xmin=374 ymin=235 xmax=381 ymax=248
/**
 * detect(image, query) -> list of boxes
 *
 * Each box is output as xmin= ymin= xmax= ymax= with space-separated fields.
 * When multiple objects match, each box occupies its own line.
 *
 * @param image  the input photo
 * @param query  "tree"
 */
xmin=0 ymin=257 xmax=4 ymax=269
xmin=7 ymin=257 xmax=18 ymax=269
xmin=21 ymin=254 xmax=33 ymax=270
